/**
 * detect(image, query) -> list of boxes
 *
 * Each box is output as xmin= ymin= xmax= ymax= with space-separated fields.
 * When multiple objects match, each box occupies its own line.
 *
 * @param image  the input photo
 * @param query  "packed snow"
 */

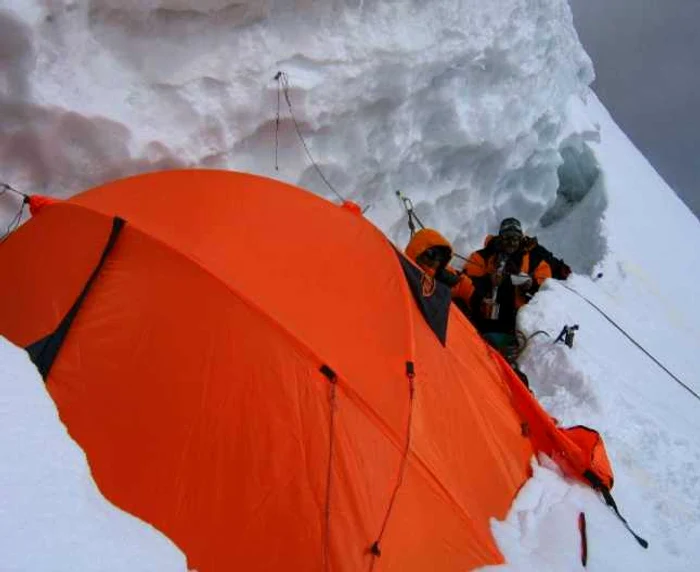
xmin=1 ymin=0 xmax=699 ymax=570
xmin=0 ymin=337 xmax=187 ymax=571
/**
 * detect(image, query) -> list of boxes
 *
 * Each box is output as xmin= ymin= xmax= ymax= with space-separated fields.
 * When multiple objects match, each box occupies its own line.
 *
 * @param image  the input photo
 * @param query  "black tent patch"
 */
xmin=395 ymin=252 xmax=451 ymax=345
xmin=26 ymin=217 xmax=125 ymax=380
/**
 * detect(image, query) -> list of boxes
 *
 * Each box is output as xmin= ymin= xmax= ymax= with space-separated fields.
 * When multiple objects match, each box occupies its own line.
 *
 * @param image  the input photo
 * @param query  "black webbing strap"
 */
xmin=600 ymin=485 xmax=649 ymax=548
xmin=394 ymin=249 xmax=451 ymax=345
xmin=584 ymin=470 xmax=649 ymax=549
xmin=26 ymin=217 xmax=125 ymax=379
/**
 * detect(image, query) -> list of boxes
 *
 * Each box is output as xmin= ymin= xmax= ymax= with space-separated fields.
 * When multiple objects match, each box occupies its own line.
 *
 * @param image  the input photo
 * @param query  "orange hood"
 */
xmin=405 ymin=228 xmax=453 ymax=262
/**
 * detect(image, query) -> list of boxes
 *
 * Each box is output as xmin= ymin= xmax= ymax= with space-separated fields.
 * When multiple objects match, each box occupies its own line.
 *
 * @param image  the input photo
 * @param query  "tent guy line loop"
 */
xmin=273 ymin=71 xmax=346 ymax=204
xmin=275 ymin=72 xmax=282 ymax=172
xmin=558 ymin=282 xmax=699 ymax=403
xmin=0 ymin=202 xmax=27 ymax=244
xmin=1 ymin=182 xmax=29 ymax=200
xmin=369 ymin=361 xmax=416 ymax=570
xmin=320 ymin=365 xmax=338 ymax=572
xmin=0 ymin=182 xmax=30 ymax=244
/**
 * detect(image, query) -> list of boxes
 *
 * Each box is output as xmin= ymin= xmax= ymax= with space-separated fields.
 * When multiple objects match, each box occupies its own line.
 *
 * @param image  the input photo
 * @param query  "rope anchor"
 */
xmin=554 ymin=324 xmax=579 ymax=348
xmin=395 ymin=190 xmax=423 ymax=237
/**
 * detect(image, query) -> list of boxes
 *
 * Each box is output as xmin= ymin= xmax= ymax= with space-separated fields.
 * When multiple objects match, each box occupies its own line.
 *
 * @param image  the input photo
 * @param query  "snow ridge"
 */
xmin=2 ymin=0 xmax=592 ymax=256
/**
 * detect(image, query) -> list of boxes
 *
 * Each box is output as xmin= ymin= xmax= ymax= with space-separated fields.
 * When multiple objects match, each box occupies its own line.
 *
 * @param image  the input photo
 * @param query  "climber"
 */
xmin=464 ymin=217 xmax=552 ymax=358
xmin=405 ymin=228 xmax=476 ymax=317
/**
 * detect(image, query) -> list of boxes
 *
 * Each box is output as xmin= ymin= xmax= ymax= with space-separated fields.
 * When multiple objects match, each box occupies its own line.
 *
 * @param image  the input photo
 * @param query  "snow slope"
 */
xmin=1 ymin=0 xmax=699 ymax=570
xmin=495 ymin=92 xmax=700 ymax=571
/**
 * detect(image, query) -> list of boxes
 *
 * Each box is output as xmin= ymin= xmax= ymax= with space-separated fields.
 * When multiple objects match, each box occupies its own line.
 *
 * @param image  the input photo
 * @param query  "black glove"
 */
xmin=435 ymin=267 xmax=461 ymax=288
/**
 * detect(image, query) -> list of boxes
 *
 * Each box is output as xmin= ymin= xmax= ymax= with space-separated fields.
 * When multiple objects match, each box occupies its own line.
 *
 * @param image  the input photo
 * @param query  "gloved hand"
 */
xmin=435 ymin=266 xmax=461 ymax=288
xmin=510 ymin=273 xmax=532 ymax=290
xmin=481 ymin=298 xmax=499 ymax=320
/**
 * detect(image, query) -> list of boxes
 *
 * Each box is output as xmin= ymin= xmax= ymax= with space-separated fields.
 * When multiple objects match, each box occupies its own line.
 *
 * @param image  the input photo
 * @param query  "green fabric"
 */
xmin=483 ymin=332 xmax=517 ymax=350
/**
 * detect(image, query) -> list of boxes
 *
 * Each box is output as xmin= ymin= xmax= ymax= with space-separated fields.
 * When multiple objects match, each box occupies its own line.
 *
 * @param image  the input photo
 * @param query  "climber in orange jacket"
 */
xmin=464 ymin=217 xmax=552 ymax=338
xmin=405 ymin=228 xmax=476 ymax=316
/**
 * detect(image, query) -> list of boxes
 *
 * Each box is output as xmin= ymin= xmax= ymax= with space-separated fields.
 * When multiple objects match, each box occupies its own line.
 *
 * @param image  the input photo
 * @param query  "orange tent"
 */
xmin=0 ymin=170 xmax=610 ymax=570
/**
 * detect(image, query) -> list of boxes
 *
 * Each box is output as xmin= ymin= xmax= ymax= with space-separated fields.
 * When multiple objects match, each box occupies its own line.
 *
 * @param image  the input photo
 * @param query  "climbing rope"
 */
xmin=559 ymin=282 xmax=699 ymax=403
xmin=512 ymin=329 xmax=550 ymax=360
xmin=274 ymin=71 xmax=346 ymax=203
xmin=0 ymin=183 xmax=30 ymax=244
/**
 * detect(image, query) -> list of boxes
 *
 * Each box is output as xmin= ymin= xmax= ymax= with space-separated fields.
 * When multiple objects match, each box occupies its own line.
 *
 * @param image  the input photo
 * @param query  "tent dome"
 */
xmin=0 ymin=170 xmax=538 ymax=571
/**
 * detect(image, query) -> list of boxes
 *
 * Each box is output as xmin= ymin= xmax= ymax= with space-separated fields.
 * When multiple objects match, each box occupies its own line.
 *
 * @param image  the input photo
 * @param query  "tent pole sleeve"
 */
xmin=26 ymin=217 xmax=125 ymax=379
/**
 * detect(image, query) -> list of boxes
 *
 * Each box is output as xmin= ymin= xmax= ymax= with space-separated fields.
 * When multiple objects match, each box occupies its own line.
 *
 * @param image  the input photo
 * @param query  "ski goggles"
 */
xmin=418 ymin=246 xmax=451 ymax=264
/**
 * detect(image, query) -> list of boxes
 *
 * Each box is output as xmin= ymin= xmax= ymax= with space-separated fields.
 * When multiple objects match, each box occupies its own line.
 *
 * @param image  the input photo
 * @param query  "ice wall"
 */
xmin=1 ymin=0 xmax=594 ymax=255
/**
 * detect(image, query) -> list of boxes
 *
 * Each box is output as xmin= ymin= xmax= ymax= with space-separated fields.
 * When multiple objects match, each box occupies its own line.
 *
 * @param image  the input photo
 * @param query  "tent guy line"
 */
xmin=0 ymin=183 xmax=30 ymax=243
xmin=274 ymin=71 xmax=347 ymax=204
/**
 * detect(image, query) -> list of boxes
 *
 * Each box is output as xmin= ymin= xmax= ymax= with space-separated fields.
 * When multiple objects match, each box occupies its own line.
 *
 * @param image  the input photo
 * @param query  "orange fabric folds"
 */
xmin=1 ymin=170 xmax=542 ymax=571
xmin=562 ymin=426 xmax=614 ymax=489
xmin=490 ymin=349 xmax=615 ymax=491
